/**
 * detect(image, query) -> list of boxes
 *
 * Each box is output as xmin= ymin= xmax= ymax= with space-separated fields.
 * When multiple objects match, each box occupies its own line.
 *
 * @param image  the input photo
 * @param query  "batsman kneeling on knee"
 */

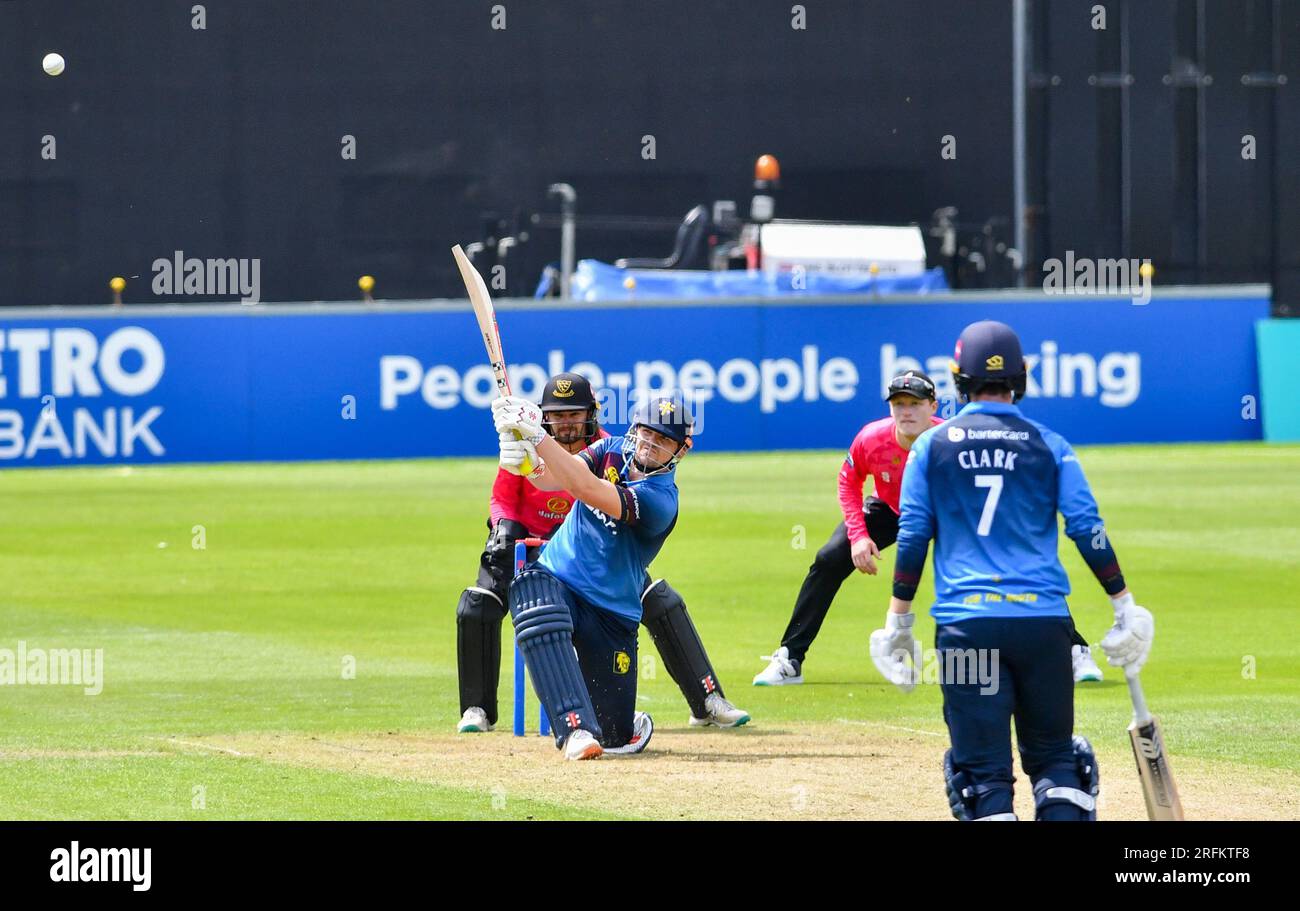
xmin=459 ymin=253 xmax=740 ymax=750
xmin=494 ymin=393 xmax=696 ymax=759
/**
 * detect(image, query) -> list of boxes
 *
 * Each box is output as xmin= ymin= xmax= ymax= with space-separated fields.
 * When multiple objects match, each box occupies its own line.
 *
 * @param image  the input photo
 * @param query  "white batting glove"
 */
xmin=1099 ymin=592 xmax=1154 ymax=674
xmin=498 ymin=430 xmax=539 ymax=476
xmin=492 ymin=395 xmax=544 ymax=443
xmin=869 ymin=611 xmax=921 ymax=692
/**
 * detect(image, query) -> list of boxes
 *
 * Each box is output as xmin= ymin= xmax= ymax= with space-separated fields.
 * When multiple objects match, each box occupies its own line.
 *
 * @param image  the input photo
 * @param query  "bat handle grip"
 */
xmin=1125 ymin=669 xmax=1153 ymax=725
xmin=497 ymin=381 xmax=533 ymax=475
xmin=512 ymin=428 xmax=535 ymax=476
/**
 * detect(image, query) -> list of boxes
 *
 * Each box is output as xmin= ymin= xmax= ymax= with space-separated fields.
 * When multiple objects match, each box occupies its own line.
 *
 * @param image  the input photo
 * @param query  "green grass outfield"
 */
xmin=0 ymin=443 xmax=1297 ymax=819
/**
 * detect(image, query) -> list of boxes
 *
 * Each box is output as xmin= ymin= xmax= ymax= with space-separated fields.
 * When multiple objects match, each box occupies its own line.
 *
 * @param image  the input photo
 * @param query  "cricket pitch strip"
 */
xmin=192 ymin=722 xmax=1298 ymax=821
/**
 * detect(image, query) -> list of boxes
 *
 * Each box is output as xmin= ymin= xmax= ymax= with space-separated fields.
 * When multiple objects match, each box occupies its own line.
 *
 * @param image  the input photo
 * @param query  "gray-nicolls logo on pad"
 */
xmin=50 ymin=842 xmax=151 ymax=891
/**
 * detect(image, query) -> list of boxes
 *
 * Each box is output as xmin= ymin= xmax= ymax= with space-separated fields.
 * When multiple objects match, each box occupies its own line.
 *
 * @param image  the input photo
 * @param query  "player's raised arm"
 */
xmin=534 ymin=434 xmax=624 ymax=515
xmin=492 ymin=395 xmax=623 ymax=516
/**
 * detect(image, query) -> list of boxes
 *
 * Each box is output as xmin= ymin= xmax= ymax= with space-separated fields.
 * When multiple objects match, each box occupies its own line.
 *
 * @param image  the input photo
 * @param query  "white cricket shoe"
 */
xmin=457 ymin=706 xmax=493 ymax=733
xmin=1073 ymin=645 xmax=1104 ymax=683
xmin=752 ymin=646 xmax=803 ymax=686
xmin=689 ymin=693 xmax=751 ymax=728
xmin=603 ymin=712 xmax=654 ymax=755
xmin=564 ymin=729 xmax=604 ymax=761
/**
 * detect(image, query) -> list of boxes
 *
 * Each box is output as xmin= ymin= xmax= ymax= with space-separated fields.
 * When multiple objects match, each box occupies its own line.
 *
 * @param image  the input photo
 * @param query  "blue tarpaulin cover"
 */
xmin=535 ymin=259 xmax=951 ymax=300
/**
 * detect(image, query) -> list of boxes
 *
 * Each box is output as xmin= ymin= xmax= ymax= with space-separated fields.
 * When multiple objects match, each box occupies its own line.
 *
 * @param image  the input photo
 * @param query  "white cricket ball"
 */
xmin=42 ymin=52 xmax=65 ymax=76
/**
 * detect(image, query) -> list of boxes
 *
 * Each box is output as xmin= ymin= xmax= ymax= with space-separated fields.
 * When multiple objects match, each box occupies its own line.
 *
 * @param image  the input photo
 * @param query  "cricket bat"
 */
xmin=1126 ymin=670 xmax=1185 ymax=820
xmin=451 ymin=244 xmax=534 ymax=476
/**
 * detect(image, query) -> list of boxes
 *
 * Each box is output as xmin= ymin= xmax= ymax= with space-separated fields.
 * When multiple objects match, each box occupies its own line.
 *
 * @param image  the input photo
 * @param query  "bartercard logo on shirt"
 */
xmin=948 ymin=426 xmax=966 ymax=442
xmin=964 ymin=429 xmax=1031 ymax=441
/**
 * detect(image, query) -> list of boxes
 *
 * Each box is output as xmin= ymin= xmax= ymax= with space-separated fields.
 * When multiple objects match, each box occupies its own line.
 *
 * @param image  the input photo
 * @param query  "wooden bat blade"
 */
xmin=451 ymin=244 xmax=533 ymax=475
xmin=451 ymin=244 xmax=506 ymax=382
xmin=1128 ymin=715 xmax=1185 ymax=820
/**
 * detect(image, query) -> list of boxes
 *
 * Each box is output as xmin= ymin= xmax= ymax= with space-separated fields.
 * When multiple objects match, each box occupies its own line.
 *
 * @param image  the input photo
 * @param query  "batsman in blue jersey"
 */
xmin=877 ymin=320 xmax=1156 ymax=820
xmin=493 ymin=392 xmax=693 ymax=761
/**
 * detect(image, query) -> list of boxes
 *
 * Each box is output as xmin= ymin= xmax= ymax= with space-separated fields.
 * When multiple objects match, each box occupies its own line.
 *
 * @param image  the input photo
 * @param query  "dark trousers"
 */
xmin=569 ymin=591 xmax=640 ymax=746
xmin=780 ymin=498 xmax=899 ymax=663
xmin=937 ymin=616 xmax=1082 ymax=819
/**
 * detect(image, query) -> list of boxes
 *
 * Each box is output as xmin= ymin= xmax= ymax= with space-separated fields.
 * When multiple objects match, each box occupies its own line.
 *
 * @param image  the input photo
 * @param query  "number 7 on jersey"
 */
xmin=974 ymin=474 xmax=1003 ymax=536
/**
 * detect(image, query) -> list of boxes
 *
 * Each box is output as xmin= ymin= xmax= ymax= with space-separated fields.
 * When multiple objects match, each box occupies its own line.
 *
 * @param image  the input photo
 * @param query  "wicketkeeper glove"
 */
xmin=484 ymin=517 xmax=530 ymax=580
xmin=486 ymin=518 xmax=529 ymax=558
xmin=1099 ymin=592 xmax=1154 ymax=673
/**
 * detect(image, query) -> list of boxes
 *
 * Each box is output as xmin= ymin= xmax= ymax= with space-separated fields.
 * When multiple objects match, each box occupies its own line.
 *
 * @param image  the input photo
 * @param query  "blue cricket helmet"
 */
xmin=950 ymin=320 xmax=1028 ymax=403
xmin=629 ymin=394 xmax=694 ymax=444
xmin=623 ymin=393 xmax=694 ymax=475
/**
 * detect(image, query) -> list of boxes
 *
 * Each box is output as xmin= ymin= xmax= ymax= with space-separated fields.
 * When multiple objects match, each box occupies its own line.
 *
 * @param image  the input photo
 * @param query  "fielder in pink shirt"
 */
xmin=753 ymin=371 xmax=941 ymax=686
